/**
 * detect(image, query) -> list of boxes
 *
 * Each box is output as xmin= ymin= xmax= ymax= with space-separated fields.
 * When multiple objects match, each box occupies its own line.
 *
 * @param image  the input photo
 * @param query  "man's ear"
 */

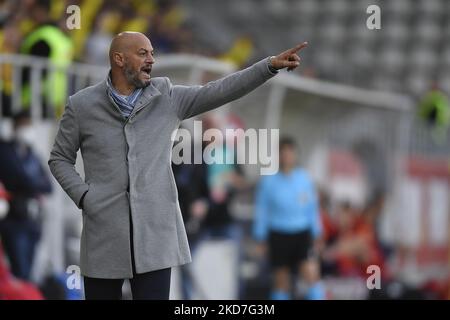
xmin=114 ymin=52 xmax=125 ymax=67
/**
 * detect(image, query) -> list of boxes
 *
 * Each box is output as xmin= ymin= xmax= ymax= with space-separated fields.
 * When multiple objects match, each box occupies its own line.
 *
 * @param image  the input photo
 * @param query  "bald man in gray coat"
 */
xmin=48 ymin=31 xmax=307 ymax=299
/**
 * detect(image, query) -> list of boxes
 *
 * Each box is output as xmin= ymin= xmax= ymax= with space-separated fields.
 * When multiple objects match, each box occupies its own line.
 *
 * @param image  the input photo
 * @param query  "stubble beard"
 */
xmin=124 ymin=62 xmax=150 ymax=89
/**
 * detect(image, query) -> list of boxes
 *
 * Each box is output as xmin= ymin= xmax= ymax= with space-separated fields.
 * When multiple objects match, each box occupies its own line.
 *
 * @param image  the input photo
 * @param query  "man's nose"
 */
xmin=146 ymin=55 xmax=155 ymax=64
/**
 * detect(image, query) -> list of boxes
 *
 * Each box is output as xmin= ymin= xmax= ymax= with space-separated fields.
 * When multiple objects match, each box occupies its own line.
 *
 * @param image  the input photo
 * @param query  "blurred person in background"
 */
xmin=1 ymin=182 xmax=43 ymax=299
xmin=173 ymin=115 xmax=249 ymax=299
xmin=19 ymin=0 xmax=73 ymax=118
xmin=418 ymin=84 xmax=450 ymax=144
xmin=321 ymin=201 xmax=361 ymax=277
xmin=196 ymin=114 xmax=249 ymax=299
xmin=0 ymin=110 xmax=53 ymax=280
xmin=356 ymin=194 xmax=388 ymax=273
xmin=200 ymin=115 xmax=246 ymax=236
xmin=83 ymin=10 xmax=118 ymax=66
xmin=321 ymin=198 xmax=387 ymax=281
xmin=317 ymin=189 xmax=339 ymax=276
xmin=252 ymin=137 xmax=325 ymax=300
xmin=172 ymin=127 xmax=209 ymax=300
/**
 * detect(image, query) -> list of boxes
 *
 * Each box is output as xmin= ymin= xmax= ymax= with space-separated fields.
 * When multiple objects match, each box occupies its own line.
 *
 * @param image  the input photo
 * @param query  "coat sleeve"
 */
xmin=48 ymin=96 xmax=89 ymax=209
xmin=167 ymin=57 xmax=278 ymax=120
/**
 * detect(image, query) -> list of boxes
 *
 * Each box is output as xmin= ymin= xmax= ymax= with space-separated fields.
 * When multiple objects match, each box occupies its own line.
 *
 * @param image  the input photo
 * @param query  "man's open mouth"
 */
xmin=141 ymin=66 xmax=152 ymax=77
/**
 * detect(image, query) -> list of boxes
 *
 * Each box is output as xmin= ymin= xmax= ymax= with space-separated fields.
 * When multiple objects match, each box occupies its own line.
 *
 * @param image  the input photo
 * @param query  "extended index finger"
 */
xmin=289 ymin=42 xmax=308 ymax=54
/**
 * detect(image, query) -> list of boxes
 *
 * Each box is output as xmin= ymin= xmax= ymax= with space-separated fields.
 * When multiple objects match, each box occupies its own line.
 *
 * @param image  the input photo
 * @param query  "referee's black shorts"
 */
xmin=268 ymin=229 xmax=313 ymax=271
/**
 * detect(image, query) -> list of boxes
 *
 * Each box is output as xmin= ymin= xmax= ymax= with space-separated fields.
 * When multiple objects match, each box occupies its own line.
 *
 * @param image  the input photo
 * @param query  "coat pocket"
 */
xmin=82 ymin=184 xmax=97 ymax=216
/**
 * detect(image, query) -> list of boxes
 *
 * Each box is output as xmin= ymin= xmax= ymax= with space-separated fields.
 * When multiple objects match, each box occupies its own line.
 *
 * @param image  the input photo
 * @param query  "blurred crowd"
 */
xmin=0 ymin=0 xmax=258 ymax=119
xmin=0 ymin=0 xmax=196 ymax=61
xmin=1 ymin=109 xmax=449 ymax=300
xmin=0 ymin=0 xmax=198 ymax=118
xmin=171 ymin=115 xmax=449 ymax=300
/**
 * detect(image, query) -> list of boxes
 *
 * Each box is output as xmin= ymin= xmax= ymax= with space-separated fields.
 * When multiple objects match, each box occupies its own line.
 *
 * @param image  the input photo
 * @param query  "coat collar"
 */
xmin=100 ymin=74 xmax=162 ymax=114
xmin=138 ymin=80 xmax=162 ymax=104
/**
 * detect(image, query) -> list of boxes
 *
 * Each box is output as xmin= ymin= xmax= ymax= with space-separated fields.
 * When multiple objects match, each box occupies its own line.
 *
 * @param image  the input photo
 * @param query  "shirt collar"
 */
xmin=107 ymin=71 xmax=141 ymax=97
xmin=107 ymin=71 xmax=145 ymax=106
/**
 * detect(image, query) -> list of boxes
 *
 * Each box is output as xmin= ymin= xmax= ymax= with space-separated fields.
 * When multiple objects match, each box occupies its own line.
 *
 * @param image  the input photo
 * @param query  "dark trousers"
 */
xmin=84 ymin=267 xmax=171 ymax=300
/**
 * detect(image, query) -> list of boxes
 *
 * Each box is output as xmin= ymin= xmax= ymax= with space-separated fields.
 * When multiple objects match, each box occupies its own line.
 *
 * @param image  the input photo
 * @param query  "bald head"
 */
xmin=108 ymin=32 xmax=155 ymax=92
xmin=109 ymin=32 xmax=152 ymax=65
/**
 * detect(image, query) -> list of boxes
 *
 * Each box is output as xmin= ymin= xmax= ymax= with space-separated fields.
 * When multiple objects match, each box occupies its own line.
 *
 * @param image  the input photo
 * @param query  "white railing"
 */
xmin=0 ymin=53 xmax=236 ymax=122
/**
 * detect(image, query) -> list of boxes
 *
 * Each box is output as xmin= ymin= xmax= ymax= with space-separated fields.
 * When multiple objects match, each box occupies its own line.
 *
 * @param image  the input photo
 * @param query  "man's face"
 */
xmin=14 ymin=117 xmax=35 ymax=146
xmin=122 ymin=40 xmax=155 ymax=89
xmin=280 ymin=145 xmax=297 ymax=169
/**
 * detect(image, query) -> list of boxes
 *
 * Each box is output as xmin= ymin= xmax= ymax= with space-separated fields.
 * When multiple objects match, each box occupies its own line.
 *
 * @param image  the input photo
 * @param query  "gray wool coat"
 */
xmin=48 ymin=57 xmax=277 ymax=279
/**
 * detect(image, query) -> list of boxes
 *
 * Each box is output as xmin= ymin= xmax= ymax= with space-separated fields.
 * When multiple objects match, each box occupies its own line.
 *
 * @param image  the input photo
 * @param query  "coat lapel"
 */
xmin=130 ymin=81 xmax=162 ymax=117
xmin=99 ymin=77 xmax=162 ymax=119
